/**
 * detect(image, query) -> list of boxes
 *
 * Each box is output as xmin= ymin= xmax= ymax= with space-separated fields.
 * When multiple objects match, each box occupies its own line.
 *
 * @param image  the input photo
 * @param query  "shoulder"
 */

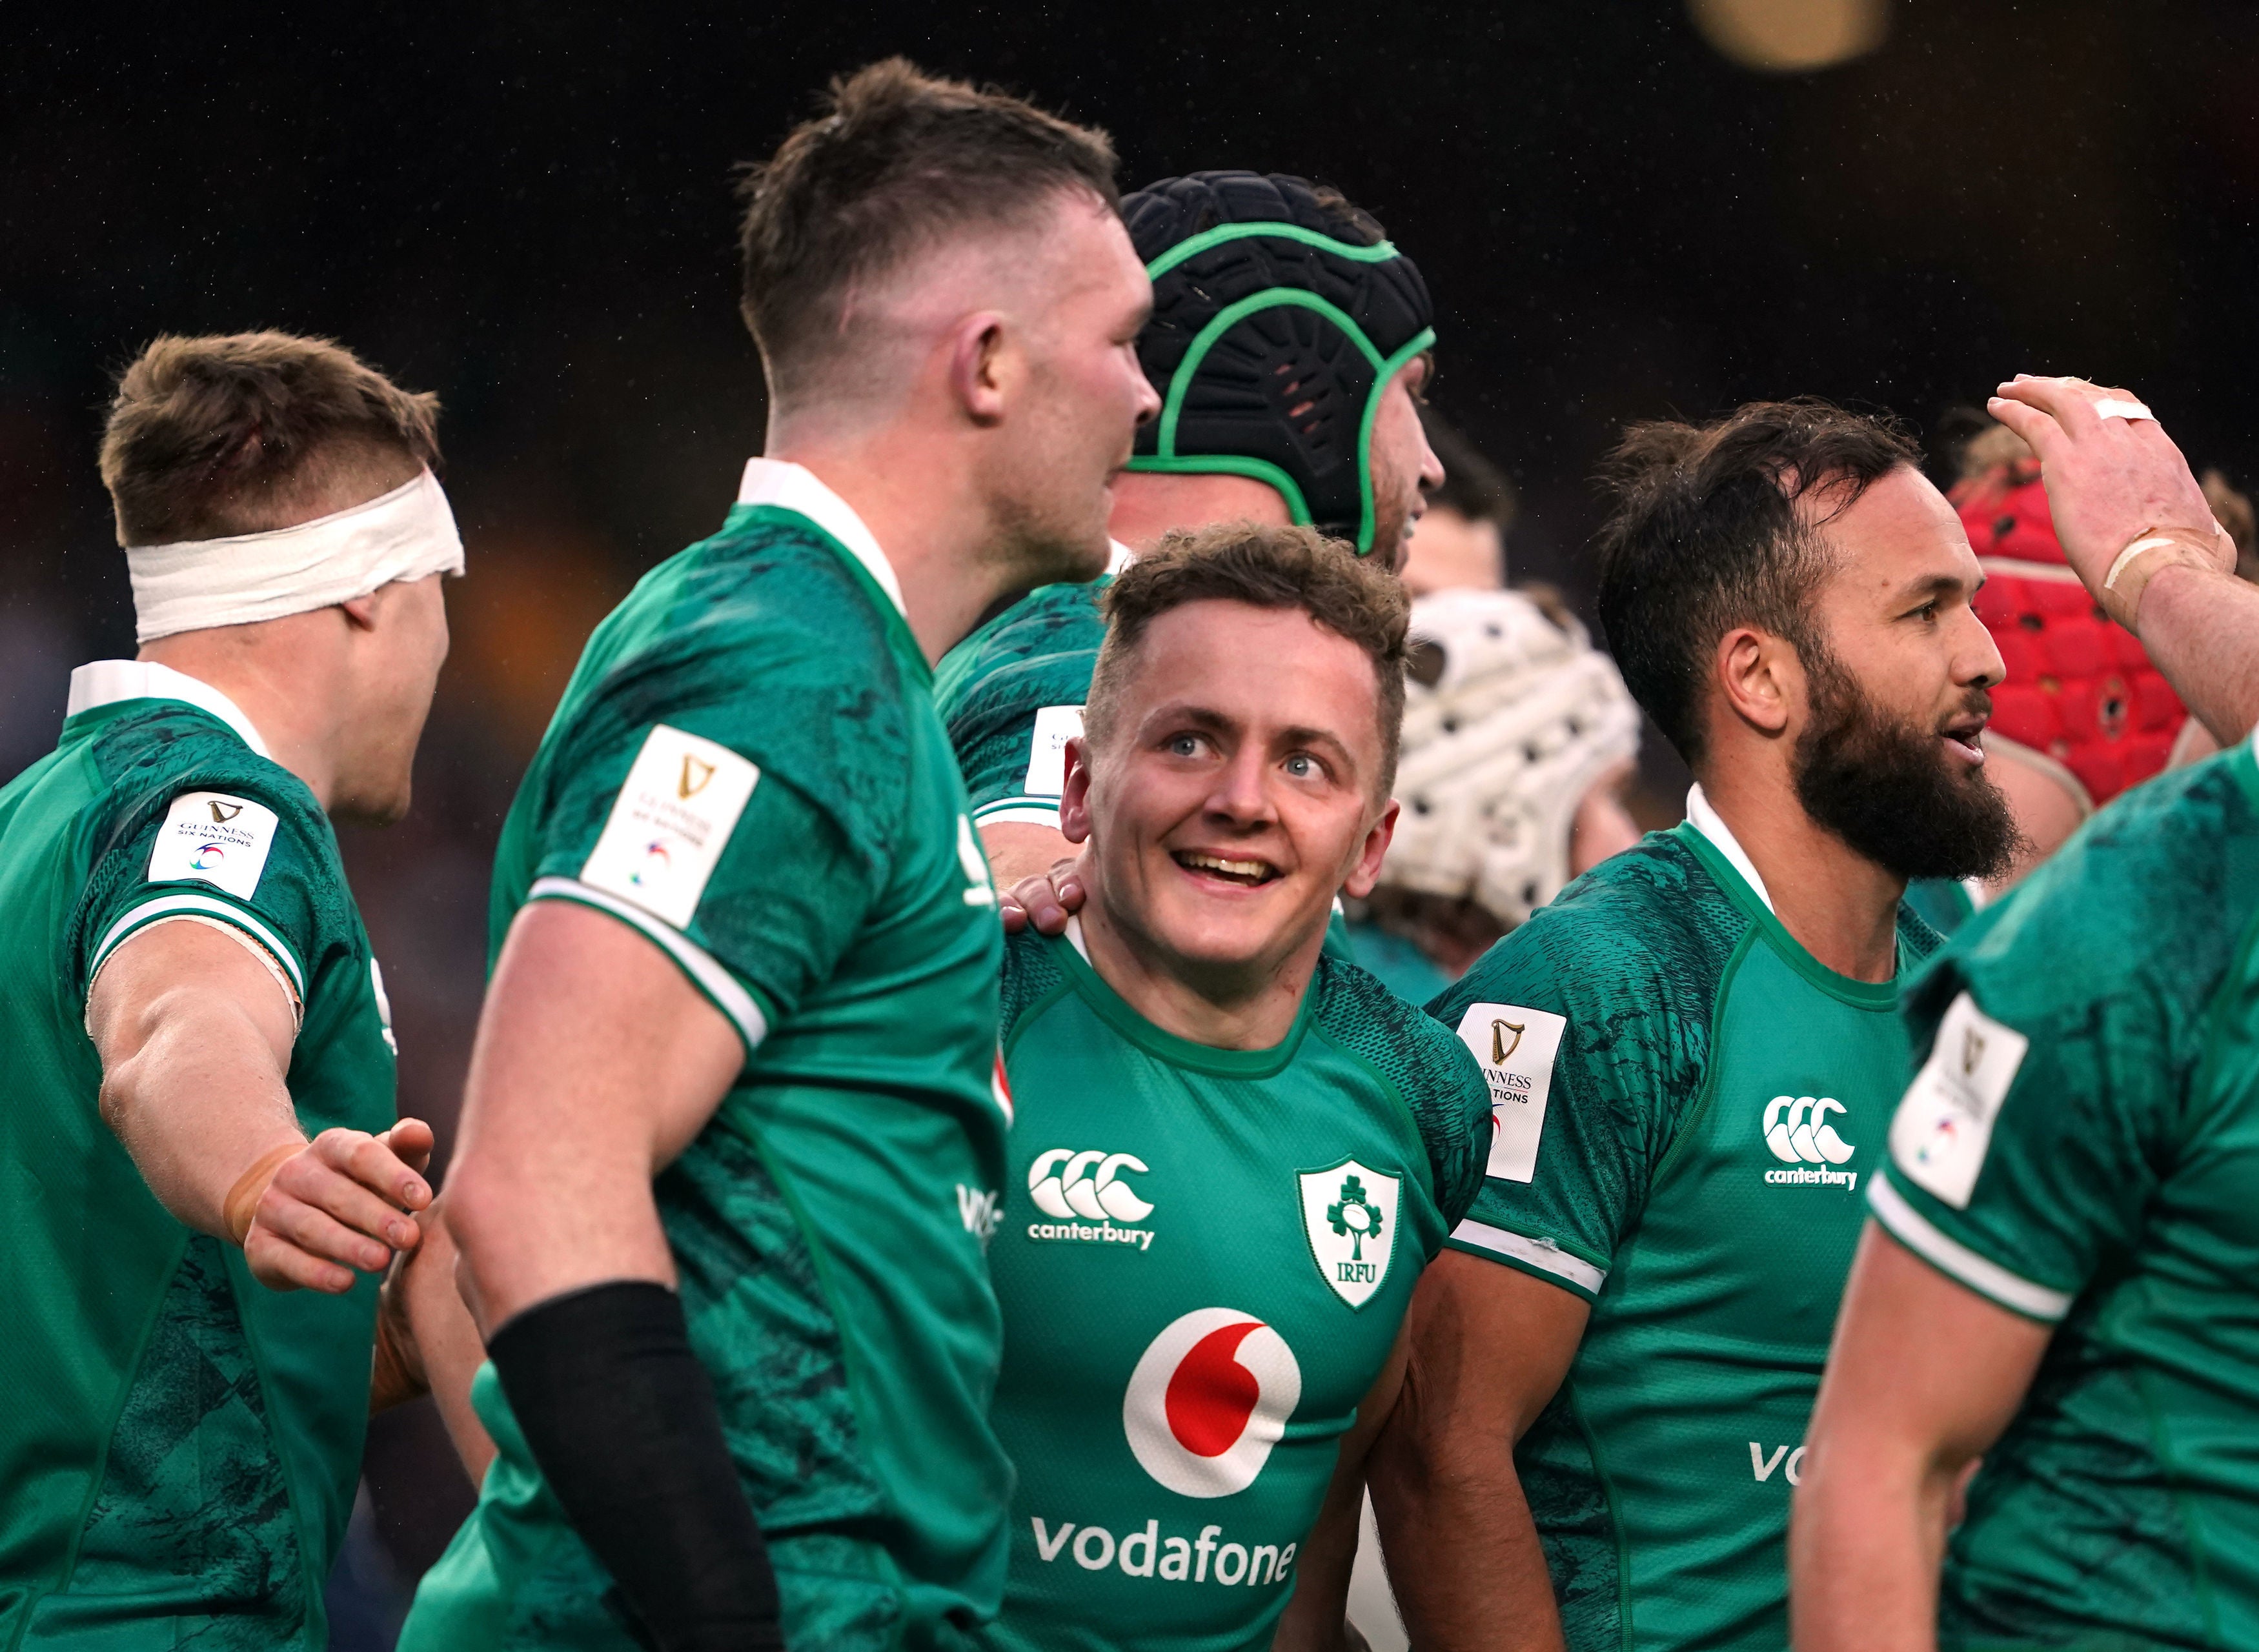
xmin=1315 ymin=956 xmax=1485 ymax=1102
xmin=556 ymin=516 xmax=921 ymax=819
xmin=999 ymin=927 xmax=1077 ymax=1045
xmin=1313 ymin=958 xmax=1490 ymax=1218
xmin=1923 ymin=748 xmax=2259 ymax=1036
xmin=934 ymin=579 xmax=1108 ymax=723
xmin=84 ymin=706 xmax=332 ymax=859
xmin=1437 ymin=831 xmax=1748 ymax=1029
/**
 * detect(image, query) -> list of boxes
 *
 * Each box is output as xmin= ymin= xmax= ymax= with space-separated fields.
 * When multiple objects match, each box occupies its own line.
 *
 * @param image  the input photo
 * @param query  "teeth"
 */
xmin=1182 ymin=852 xmax=1271 ymax=880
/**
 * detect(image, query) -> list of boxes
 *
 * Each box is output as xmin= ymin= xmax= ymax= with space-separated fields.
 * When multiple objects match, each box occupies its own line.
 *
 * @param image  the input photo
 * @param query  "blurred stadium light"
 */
xmin=1689 ymin=0 xmax=1889 ymax=71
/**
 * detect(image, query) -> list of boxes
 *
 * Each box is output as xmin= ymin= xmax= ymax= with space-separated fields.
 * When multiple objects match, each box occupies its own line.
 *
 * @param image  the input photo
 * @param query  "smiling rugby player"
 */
xmin=984 ymin=522 xmax=1488 ymax=1652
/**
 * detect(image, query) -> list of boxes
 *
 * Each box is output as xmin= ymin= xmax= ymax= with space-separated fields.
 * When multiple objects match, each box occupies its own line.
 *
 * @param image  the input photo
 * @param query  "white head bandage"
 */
xmin=1383 ymin=589 xmax=1643 ymax=929
xmin=125 ymin=468 xmax=463 ymax=643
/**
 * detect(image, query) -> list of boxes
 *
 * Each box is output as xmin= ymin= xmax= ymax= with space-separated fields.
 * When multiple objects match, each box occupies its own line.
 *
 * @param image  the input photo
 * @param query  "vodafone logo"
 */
xmin=1122 ymin=1308 xmax=1302 ymax=1498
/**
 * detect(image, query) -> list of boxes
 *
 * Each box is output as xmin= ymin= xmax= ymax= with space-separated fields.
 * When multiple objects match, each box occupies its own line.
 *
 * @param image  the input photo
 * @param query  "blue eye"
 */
xmin=1285 ymin=754 xmax=1315 ymax=778
xmin=1168 ymin=734 xmax=1200 ymax=758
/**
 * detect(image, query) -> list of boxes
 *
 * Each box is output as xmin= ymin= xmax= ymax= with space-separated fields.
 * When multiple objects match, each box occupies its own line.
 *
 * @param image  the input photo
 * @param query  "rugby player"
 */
xmin=1791 ymin=378 xmax=2259 ymax=1651
xmin=0 ymin=331 xmax=455 ymax=1646
xmin=937 ymin=169 xmax=1442 ymax=888
xmin=982 ymin=523 xmax=1488 ymax=1652
xmin=1368 ymin=399 xmax=2021 ymax=1651
xmin=397 ymin=62 xmax=1155 ymax=1652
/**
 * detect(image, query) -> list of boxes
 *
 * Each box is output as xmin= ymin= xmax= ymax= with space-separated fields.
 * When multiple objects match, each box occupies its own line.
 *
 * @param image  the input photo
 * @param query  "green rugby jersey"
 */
xmin=401 ymin=460 xmax=1013 ymax=1652
xmin=986 ymin=923 xmax=1488 ymax=1652
xmin=0 ymin=660 xmax=397 ymax=1649
xmin=1873 ymin=733 xmax=2259 ymax=1649
xmin=934 ymin=573 xmax=1112 ymax=829
xmin=1430 ymin=791 xmax=1941 ymax=1652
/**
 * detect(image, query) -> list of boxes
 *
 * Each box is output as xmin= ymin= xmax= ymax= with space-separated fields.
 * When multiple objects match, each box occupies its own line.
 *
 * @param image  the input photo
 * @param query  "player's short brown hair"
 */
xmin=1086 ymin=522 xmax=1412 ymax=798
xmin=736 ymin=58 xmax=1119 ymax=403
xmin=100 ymin=332 xmax=441 ymax=545
xmin=1594 ymin=398 xmax=1921 ymax=765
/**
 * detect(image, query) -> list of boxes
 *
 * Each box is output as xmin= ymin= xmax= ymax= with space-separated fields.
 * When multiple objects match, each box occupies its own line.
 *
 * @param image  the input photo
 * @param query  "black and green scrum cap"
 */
xmin=1122 ymin=171 xmax=1435 ymax=556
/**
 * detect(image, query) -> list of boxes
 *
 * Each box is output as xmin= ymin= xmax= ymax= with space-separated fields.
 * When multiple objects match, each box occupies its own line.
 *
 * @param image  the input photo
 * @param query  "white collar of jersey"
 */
xmin=66 ymin=660 xmax=274 ymax=759
xmin=1064 ymin=914 xmax=1092 ymax=962
xmin=734 ymin=458 xmax=906 ymax=618
xmin=1106 ymin=539 xmax=1136 ymax=575
xmin=1684 ymin=783 xmax=1775 ymax=914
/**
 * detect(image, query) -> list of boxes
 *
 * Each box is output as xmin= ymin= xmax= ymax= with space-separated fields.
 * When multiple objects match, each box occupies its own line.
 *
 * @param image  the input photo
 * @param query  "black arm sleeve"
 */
xmin=488 ymin=1280 xmax=782 ymax=1652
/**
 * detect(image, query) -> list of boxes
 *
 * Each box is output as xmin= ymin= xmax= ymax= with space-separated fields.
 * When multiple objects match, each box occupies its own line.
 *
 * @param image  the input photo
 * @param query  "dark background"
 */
xmin=5 ymin=2 xmax=2255 ymax=1642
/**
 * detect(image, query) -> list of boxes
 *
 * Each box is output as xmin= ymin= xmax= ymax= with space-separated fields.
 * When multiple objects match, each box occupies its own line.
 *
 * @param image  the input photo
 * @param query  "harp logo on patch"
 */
xmin=580 ymin=725 xmax=759 ymax=929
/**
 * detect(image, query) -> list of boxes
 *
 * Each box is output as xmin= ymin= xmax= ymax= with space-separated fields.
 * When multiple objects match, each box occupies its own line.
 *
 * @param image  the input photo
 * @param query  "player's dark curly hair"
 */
xmin=1594 ymin=398 xmax=1921 ymax=765
xmin=99 ymin=332 xmax=441 ymax=545
xmin=1087 ymin=522 xmax=1410 ymax=798
xmin=736 ymin=58 xmax=1118 ymax=404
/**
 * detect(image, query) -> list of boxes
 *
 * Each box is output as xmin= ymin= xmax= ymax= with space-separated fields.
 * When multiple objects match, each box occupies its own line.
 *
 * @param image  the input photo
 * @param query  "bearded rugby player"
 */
xmin=0 ymin=332 xmax=454 ymax=1648
xmin=399 ymin=61 xmax=1156 ymax=1652
xmin=1792 ymin=377 xmax=2259 ymax=1652
xmin=1369 ymin=400 xmax=2020 ymax=1652
xmin=981 ymin=523 xmax=1486 ymax=1652
xmin=937 ymin=169 xmax=1442 ymax=889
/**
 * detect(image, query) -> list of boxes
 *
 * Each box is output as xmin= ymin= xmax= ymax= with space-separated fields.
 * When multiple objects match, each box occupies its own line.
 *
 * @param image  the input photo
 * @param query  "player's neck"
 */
xmin=138 ymin=624 xmax=346 ymax=811
xmin=1697 ymin=763 xmax=1905 ymax=983
xmin=1073 ymin=886 xmax=1321 ymax=1051
xmin=1107 ymin=472 xmax=1293 ymax=553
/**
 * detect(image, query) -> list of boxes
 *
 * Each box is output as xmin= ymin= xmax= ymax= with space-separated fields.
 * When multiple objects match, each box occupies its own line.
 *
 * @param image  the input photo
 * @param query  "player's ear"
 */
xmin=1341 ymin=798 xmax=1401 ymax=901
xmin=949 ymin=312 xmax=1015 ymax=428
xmin=1059 ymin=737 xmax=1097 ymax=845
xmin=1714 ymin=625 xmax=1792 ymax=737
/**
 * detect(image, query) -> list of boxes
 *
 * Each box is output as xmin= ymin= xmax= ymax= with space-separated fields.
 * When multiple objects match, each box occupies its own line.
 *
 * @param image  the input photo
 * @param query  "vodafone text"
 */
xmin=1029 ymin=1517 xmax=1296 ymax=1587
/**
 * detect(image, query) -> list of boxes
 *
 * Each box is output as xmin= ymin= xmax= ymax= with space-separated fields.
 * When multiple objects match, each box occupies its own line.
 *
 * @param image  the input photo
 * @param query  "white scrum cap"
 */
xmin=1384 ymin=587 xmax=1641 ymax=927
xmin=124 ymin=468 xmax=464 ymax=643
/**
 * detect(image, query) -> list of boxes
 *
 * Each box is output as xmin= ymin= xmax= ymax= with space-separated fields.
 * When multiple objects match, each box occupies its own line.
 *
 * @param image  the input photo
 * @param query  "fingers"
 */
xmin=1008 ymin=872 xmax=1073 ymax=937
xmin=1000 ymin=896 xmax=1029 ymax=936
xmin=243 ymin=1226 xmax=356 ymax=1294
xmin=1992 ymin=374 xmax=2107 ymax=436
xmin=267 ymin=1150 xmax=423 ymax=1253
xmin=245 ymin=1186 xmax=390 ymax=1291
xmin=379 ymin=1117 xmax=436 ymax=1176
xmin=310 ymin=1125 xmax=433 ymax=1214
xmin=1984 ymin=393 xmax=2061 ymax=461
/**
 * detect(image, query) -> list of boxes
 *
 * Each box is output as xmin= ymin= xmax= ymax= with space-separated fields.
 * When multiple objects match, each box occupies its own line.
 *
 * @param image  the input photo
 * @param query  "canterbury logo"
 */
xmin=1029 ymin=1149 xmax=1153 ymax=1224
xmin=208 ymin=801 xmax=243 ymax=823
xmin=1763 ymin=1095 xmax=1856 ymax=1165
xmin=1491 ymin=1019 xmax=1525 ymax=1064
xmin=678 ymin=755 xmax=715 ymax=798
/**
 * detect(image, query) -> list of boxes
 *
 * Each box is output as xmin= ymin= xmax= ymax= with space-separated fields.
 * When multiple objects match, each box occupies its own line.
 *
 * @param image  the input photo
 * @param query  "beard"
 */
xmin=1791 ymin=647 xmax=2024 ymax=883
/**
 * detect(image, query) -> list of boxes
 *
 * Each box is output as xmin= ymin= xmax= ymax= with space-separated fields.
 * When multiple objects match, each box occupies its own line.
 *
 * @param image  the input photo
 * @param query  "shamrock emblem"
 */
xmin=1327 ymin=1174 xmax=1384 ymax=1261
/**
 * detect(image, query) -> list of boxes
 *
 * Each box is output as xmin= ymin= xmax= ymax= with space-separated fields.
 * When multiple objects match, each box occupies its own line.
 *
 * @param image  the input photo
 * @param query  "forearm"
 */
xmin=99 ymin=986 xmax=301 ymax=1238
xmin=1790 ymin=1442 xmax=1956 ymax=1652
xmin=386 ymin=1198 xmax=499 ymax=1480
xmin=1366 ymin=1431 xmax=1562 ymax=1652
xmin=2135 ymin=564 xmax=2259 ymax=745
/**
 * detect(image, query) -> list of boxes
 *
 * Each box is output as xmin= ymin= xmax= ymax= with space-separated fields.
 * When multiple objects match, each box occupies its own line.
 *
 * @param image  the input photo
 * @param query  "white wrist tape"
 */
xmin=126 ymin=468 xmax=464 ymax=643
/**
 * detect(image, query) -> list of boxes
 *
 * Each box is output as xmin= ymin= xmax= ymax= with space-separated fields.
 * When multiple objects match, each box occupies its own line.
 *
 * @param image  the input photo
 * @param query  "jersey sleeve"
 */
xmin=1869 ymin=750 xmax=2259 ymax=1323
xmin=522 ymin=704 xmax=893 ymax=1059
xmin=75 ymin=763 xmax=343 ymax=1018
xmin=933 ymin=584 xmax=1106 ymax=827
xmin=1870 ymin=957 xmax=2188 ymax=1325
xmin=1429 ymin=925 xmax=1697 ymax=1305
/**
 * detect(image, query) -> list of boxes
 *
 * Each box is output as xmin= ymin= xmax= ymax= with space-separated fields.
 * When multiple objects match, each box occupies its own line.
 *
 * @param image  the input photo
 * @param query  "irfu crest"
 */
xmin=1298 ymin=1160 xmax=1401 ymax=1309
